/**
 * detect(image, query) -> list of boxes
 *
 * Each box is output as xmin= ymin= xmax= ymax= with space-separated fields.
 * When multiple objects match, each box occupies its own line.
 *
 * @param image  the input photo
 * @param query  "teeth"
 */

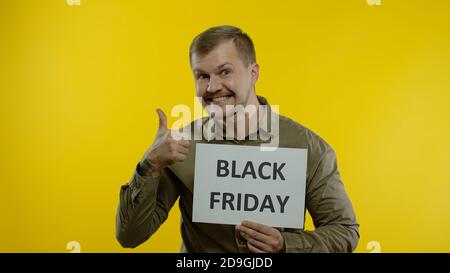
xmin=211 ymin=96 xmax=229 ymax=102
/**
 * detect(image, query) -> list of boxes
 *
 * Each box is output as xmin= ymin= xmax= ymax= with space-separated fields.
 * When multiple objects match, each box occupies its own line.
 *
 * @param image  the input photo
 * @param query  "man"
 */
xmin=116 ymin=25 xmax=359 ymax=252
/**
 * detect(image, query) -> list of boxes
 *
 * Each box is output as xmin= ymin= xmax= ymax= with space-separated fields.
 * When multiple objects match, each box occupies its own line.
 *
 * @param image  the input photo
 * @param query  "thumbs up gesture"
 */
xmin=139 ymin=109 xmax=191 ymax=176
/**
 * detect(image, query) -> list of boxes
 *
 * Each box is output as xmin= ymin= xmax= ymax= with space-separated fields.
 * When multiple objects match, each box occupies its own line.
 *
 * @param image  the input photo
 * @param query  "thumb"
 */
xmin=156 ymin=108 xmax=168 ymax=132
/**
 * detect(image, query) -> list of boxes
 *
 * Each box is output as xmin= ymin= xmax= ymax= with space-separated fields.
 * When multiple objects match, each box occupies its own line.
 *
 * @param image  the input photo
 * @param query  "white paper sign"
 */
xmin=193 ymin=143 xmax=307 ymax=229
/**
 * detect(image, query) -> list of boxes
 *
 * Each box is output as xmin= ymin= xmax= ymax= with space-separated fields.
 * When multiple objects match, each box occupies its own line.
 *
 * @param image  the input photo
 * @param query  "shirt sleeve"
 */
xmin=281 ymin=144 xmax=360 ymax=253
xmin=116 ymin=163 xmax=180 ymax=248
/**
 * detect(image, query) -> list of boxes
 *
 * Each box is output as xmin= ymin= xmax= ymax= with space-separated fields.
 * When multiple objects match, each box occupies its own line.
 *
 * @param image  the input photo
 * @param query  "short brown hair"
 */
xmin=189 ymin=25 xmax=256 ymax=67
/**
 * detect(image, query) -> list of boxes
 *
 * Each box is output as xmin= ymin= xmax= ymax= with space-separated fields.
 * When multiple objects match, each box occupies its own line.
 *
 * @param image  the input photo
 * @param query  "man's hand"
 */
xmin=236 ymin=220 xmax=285 ymax=253
xmin=140 ymin=109 xmax=191 ymax=176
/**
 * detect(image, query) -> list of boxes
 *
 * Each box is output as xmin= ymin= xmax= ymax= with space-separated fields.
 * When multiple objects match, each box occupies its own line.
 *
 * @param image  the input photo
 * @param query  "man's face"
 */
xmin=191 ymin=39 xmax=259 ymax=118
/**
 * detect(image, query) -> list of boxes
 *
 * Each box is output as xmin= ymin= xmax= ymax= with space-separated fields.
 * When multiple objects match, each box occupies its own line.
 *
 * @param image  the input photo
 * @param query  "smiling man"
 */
xmin=192 ymin=35 xmax=263 ymax=141
xmin=116 ymin=25 xmax=359 ymax=252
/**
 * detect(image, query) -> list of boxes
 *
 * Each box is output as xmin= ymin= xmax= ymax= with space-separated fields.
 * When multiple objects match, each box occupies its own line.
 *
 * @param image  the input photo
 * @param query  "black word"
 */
xmin=210 ymin=192 xmax=290 ymax=213
xmin=217 ymin=160 xmax=286 ymax=180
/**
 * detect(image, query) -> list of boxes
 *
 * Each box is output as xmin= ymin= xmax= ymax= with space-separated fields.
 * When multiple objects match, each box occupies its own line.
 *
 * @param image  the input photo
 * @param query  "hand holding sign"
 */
xmin=140 ymin=109 xmax=191 ymax=176
xmin=236 ymin=221 xmax=284 ymax=253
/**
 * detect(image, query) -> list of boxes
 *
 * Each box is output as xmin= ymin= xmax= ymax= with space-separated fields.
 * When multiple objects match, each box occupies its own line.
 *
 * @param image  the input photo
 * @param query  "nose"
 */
xmin=206 ymin=75 xmax=222 ymax=93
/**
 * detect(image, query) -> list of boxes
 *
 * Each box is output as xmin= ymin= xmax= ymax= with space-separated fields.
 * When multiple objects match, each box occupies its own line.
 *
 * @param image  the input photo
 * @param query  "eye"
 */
xmin=197 ymin=73 xmax=209 ymax=80
xmin=221 ymin=69 xmax=231 ymax=76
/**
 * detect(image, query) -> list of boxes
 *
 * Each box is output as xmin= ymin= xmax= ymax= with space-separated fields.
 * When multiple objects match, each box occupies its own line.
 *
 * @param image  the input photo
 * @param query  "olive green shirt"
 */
xmin=116 ymin=96 xmax=359 ymax=252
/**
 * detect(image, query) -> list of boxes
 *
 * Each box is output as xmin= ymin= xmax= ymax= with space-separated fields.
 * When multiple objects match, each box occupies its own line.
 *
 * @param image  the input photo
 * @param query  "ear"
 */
xmin=249 ymin=63 xmax=259 ymax=84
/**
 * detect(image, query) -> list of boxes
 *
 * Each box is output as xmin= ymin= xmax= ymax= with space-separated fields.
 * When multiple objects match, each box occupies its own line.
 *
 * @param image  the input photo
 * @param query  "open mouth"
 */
xmin=205 ymin=94 xmax=234 ymax=103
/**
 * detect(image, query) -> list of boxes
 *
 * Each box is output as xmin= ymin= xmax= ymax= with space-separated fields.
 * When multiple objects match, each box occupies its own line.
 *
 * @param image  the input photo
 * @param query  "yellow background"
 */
xmin=1 ymin=0 xmax=449 ymax=252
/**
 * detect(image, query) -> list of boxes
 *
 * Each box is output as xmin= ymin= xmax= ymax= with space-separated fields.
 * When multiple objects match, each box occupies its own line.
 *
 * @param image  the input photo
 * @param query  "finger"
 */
xmin=241 ymin=220 xmax=274 ymax=236
xmin=156 ymin=108 xmax=168 ymax=132
xmin=173 ymin=152 xmax=187 ymax=162
xmin=176 ymin=144 xmax=189 ymax=155
xmin=170 ymin=130 xmax=191 ymax=141
xmin=240 ymin=232 xmax=272 ymax=252
xmin=177 ymin=140 xmax=191 ymax=148
xmin=236 ymin=225 xmax=271 ymax=243
xmin=247 ymin=241 xmax=265 ymax=253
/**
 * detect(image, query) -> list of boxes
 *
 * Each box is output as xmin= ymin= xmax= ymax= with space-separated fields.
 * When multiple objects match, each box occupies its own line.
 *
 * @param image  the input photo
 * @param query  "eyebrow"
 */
xmin=193 ymin=62 xmax=233 ymax=74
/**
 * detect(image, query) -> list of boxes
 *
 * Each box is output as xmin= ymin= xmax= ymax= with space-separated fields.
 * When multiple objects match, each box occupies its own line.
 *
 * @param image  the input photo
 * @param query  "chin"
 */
xmin=223 ymin=106 xmax=237 ymax=119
